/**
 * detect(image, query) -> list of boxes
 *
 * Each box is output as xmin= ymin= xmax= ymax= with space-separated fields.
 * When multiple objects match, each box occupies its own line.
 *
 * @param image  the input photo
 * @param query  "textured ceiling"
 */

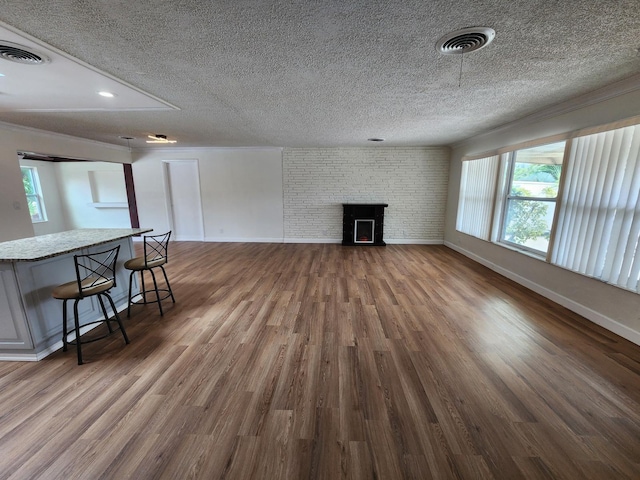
xmin=0 ymin=0 xmax=639 ymax=149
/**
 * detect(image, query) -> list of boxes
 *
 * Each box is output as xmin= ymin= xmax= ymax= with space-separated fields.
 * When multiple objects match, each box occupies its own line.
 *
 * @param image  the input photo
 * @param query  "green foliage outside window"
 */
xmin=21 ymin=167 xmax=45 ymax=222
xmin=503 ymin=158 xmax=562 ymax=249
xmin=513 ymin=163 xmax=562 ymax=183
xmin=504 ymin=186 xmax=550 ymax=244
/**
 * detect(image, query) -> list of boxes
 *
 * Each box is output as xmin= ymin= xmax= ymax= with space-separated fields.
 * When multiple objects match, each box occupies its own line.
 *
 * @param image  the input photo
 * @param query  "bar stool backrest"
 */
xmin=143 ymin=231 xmax=171 ymax=268
xmin=74 ymin=245 xmax=120 ymax=298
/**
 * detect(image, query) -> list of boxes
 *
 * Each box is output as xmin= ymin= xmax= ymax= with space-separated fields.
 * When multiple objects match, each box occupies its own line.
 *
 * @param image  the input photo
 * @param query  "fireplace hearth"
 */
xmin=342 ymin=203 xmax=387 ymax=246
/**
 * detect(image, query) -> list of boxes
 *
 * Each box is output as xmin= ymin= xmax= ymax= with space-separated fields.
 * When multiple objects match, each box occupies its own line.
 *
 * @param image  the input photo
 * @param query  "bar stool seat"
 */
xmin=125 ymin=231 xmax=175 ymax=317
xmin=52 ymin=245 xmax=129 ymax=365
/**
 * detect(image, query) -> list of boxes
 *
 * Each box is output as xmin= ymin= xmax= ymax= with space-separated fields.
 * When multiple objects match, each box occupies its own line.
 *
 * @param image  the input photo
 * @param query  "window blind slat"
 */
xmin=554 ymin=138 xmax=587 ymax=269
xmin=552 ymin=124 xmax=640 ymax=293
xmin=569 ymin=136 xmax=597 ymax=270
xmin=456 ymin=155 xmax=499 ymax=240
xmin=600 ymin=128 xmax=636 ymax=282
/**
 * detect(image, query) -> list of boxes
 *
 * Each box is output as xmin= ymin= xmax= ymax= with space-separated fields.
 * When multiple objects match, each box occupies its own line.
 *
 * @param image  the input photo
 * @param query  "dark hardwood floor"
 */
xmin=0 ymin=242 xmax=639 ymax=479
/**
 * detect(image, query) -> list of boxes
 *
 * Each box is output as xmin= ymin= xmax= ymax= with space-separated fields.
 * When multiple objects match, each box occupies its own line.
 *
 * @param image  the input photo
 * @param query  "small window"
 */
xmin=499 ymin=142 xmax=565 ymax=255
xmin=21 ymin=166 xmax=47 ymax=223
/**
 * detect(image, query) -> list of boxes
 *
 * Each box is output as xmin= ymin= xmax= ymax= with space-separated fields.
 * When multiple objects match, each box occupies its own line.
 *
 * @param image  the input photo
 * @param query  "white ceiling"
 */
xmin=0 ymin=0 xmax=638 ymax=149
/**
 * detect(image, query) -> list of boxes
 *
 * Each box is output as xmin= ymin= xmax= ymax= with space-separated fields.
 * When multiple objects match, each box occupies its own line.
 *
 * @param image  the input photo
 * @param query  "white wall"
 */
xmin=0 ymin=123 xmax=131 ymax=242
xmin=18 ymin=159 xmax=70 ymax=235
xmin=132 ymin=148 xmax=284 ymax=242
xmin=283 ymin=147 xmax=450 ymax=243
xmin=56 ymin=162 xmax=131 ymax=229
xmin=444 ymin=86 xmax=640 ymax=345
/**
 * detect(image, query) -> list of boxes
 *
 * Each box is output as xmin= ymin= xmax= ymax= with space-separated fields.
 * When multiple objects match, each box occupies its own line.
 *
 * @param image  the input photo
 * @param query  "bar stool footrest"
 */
xmin=130 ymin=289 xmax=174 ymax=305
xmin=64 ymin=318 xmax=128 ymax=346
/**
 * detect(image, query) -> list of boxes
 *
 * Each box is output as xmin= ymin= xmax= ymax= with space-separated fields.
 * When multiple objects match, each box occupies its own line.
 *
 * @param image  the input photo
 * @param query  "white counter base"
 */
xmin=0 ymin=236 xmax=140 ymax=361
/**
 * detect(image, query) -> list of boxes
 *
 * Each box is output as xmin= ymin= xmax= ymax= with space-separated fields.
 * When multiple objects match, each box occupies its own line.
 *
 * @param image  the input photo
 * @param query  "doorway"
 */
xmin=163 ymin=160 xmax=205 ymax=241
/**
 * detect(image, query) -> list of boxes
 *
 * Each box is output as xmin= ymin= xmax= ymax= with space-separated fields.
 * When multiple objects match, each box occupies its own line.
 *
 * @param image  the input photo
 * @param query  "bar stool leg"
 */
xmin=148 ymin=268 xmax=163 ymax=316
xmin=127 ymin=270 xmax=135 ymax=318
xmin=62 ymin=299 xmax=68 ymax=352
xmin=159 ymin=266 xmax=176 ymax=304
xmin=140 ymin=270 xmax=146 ymax=303
xmin=97 ymin=294 xmax=113 ymax=333
xmin=73 ymin=299 xmax=83 ymax=365
xmin=104 ymin=293 xmax=130 ymax=344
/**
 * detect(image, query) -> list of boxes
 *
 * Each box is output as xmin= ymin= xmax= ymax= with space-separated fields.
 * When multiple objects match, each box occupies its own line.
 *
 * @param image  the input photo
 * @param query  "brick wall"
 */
xmin=283 ymin=147 xmax=450 ymax=243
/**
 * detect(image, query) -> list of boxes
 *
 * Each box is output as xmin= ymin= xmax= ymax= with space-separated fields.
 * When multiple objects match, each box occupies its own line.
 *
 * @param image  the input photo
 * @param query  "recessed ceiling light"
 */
xmin=98 ymin=91 xmax=115 ymax=97
xmin=368 ymin=138 xmax=385 ymax=142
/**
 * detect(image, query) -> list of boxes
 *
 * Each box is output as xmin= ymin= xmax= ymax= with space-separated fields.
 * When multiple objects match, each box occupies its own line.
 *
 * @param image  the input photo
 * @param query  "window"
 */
xmin=21 ymin=166 xmax=47 ymax=223
xmin=456 ymin=120 xmax=640 ymax=294
xmin=499 ymin=142 xmax=565 ymax=255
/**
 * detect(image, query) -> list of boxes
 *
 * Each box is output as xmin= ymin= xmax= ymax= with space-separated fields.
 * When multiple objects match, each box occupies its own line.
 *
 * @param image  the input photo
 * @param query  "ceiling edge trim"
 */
xmin=0 ymin=119 xmax=131 ymax=153
xmin=134 ymin=146 xmax=285 ymax=154
xmin=11 ymin=107 xmax=177 ymax=113
xmin=452 ymin=72 xmax=640 ymax=149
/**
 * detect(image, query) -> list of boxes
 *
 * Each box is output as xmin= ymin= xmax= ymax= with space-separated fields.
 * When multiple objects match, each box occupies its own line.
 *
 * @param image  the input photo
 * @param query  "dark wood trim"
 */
xmin=123 ymin=164 xmax=140 ymax=228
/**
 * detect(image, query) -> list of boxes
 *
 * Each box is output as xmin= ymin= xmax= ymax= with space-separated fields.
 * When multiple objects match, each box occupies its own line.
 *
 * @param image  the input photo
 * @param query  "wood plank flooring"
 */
xmin=0 ymin=242 xmax=639 ymax=479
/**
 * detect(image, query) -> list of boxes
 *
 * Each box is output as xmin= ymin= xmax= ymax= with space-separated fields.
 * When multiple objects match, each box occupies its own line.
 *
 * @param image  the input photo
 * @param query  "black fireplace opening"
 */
xmin=354 ymin=219 xmax=374 ymax=243
xmin=342 ymin=203 xmax=387 ymax=246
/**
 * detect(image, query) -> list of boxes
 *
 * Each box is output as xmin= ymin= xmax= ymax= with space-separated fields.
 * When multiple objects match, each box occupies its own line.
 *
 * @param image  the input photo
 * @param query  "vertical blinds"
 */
xmin=551 ymin=125 xmax=640 ymax=292
xmin=456 ymin=155 xmax=499 ymax=241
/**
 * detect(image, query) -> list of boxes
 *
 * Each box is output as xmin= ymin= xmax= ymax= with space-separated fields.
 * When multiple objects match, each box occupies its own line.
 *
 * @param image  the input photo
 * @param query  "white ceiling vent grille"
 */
xmin=436 ymin=27 xmax=495 ymax=55
xmin=0 ymin=41 xmax=50 ymax=64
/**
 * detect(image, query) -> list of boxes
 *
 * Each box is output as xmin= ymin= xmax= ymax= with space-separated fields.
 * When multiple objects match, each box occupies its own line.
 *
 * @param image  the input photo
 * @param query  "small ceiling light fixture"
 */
xmin=146 ymin=134 xmax=177 ymax=144
xmin=436 ymin=27 xmax=495 ymax=86
xmin=98 ymin=91 xmax=115 ymax=97
xmin=367 ymin=138 xmax=385 ymax=142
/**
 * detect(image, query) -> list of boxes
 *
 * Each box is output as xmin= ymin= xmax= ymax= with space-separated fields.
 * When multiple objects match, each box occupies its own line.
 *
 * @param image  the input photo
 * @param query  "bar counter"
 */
xmin=0 ymin=228 xmax=151 ymax=361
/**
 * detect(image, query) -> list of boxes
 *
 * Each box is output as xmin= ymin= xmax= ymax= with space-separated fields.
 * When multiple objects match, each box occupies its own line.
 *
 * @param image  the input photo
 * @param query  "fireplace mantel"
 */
xmin=342 ymin=203 xmax=388 ymax=246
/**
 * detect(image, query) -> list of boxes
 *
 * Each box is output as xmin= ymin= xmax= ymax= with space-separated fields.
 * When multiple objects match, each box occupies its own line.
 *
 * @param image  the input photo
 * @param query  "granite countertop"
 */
xmin=0 ymin=228 xmax=152 ymax=262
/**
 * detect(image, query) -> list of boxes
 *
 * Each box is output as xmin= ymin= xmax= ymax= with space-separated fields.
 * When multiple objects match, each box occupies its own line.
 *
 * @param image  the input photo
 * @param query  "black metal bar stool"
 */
xmin=125 ymin=231 xmax=175 ymax=317
xmin=51 ymin=245 xmax=129 ymax=365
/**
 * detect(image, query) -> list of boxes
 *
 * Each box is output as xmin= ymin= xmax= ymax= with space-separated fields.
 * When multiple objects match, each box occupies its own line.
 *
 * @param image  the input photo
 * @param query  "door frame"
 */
xmin=162 ymin=159 xmax=205 ymax=241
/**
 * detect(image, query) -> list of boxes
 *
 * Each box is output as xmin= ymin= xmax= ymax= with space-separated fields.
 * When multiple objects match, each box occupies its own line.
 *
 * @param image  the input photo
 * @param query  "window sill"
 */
xmin=495 ymin=241 xmax=547 ymax=261
xmin=88 ymin=202 xmax=128 ymax=209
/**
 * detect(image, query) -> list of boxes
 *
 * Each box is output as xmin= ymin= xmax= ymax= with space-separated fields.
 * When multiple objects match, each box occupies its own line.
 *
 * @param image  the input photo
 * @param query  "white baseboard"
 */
xmin=444 ymin=241 xmax=640 ymax=346
xmin=385 ymin=239 xmax=444 ymax=245
xmin=0 ymin=352 xmax=40 ymax=362
xmin=205 ymin=237 xmax=285 ymax=243
xmin=282 ymin=238 xmax=443 ymax=245
xmin=136 ymin=236 xmax=205 ymax=242
xmin=168 ymin=237 xmax=444 ymax=245
xmin=283 ymin=238 xmax=342 ymax=244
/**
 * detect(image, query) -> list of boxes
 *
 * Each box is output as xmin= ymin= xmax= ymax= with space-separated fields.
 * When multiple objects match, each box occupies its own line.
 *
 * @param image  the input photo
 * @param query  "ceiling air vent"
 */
xmin=436 ymin=27 xmax=495 ymax=55
xmin=0 ymin=41 xmax=50 ymax=65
